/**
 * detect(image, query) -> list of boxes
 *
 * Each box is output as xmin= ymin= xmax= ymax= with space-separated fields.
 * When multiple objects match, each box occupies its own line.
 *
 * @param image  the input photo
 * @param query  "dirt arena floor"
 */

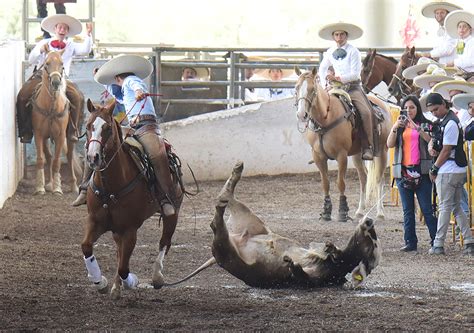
xmin=1 ymin=167 xmax=473 ymax=331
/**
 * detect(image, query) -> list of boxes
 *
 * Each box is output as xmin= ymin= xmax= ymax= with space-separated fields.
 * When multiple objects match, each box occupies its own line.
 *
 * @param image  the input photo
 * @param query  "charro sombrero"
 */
xmin=403 ymin=57 xmax=440 ymax=79
xmin=421 ymin=1 xmax=462 ymax=18
xmin=41 ymin=14 xmax=82 ymax=37
xmin=413 ymin=67 xmax=452 ymax=90
xmin=318 ymin=22 xmax=363 ymax=41
xmin=452 ymin=93 xmax=474 ymax=110
xmin=94 ymin=55 xmax=153 ymax=85
xmin=254 ymin=58 xmax=294 ymax=80
xmin=445 ymin=10 xmax=474 ymax=39
xmin=432 ymin=79 xmax=474 ymax=99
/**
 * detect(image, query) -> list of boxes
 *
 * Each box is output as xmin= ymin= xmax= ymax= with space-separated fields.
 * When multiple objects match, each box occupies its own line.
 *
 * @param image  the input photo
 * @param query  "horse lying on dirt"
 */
xmin=168 ymin=162 xmax=381 ymax=289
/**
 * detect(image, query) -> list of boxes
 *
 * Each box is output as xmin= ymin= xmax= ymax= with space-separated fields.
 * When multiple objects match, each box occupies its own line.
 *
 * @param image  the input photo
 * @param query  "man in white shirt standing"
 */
xmin=420 ymin=1 xmax=461 ymax=65
xmin=426 ymin=92 xmax=473 ymax=256
xmin=16 ymin=14 xmax=93 ymax=143
xmin=318 ymin=22 xmax=374 ymax=160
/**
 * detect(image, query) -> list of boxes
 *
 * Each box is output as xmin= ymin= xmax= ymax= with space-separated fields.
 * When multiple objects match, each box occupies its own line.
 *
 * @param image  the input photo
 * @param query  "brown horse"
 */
xmin=295 ymin=68 xmax=391 ymax=221
xmin=387 ymin=46 xmax=421 ymax=102
xmin=81 ymin=99 xmax=184 ymax=300
xmin=361 ymin=49 xmax=398 ymax=93
xmin=31 ymin=51 xmax=81 ymax=195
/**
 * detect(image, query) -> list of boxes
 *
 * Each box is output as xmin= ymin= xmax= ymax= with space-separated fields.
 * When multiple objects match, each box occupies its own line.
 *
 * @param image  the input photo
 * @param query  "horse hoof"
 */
xmin=152 ymin=272 xmax=165 ymax=289
xmin=45 ymin=183 xmax=53 ymax=192
xmin=376 ymin=214 xmax=385 ymax=221
xmin=52 ymin=191 xmax=63 ymax=196
xmin=34 ymin=190 xmax=46 ymax=195
xmin=319 ymin=215 xmax=332 ymax=222
xmin=110 ymin=286 xmax=121 ymax=300
xmin=95 ymin=276 xmax=108 ymax=294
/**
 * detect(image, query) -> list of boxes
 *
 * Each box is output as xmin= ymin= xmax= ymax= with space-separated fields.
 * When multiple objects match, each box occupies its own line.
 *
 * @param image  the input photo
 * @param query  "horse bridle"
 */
xmin=295 ymin=76 xmax=319 ymax=119
xmin=391 ymin=53 xmax=417 ymax=98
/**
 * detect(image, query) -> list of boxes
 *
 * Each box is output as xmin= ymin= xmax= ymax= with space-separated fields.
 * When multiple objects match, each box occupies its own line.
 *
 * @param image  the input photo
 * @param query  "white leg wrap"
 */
xmin=84 ymin=255 xmax=102 ymax=283
xmin=121 ymin=272 xmax=139 ymax=290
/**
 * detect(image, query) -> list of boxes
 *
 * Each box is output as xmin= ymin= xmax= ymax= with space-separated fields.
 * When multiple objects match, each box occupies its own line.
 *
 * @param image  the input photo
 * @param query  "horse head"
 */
xmin=361 ymin=49 xmax=377 ymax=91
xmin=388 ymin=46 xmax=418 ymax=99
xmin=295 ymin=67 xmax=319 ymax=122
xmin=85 ymin=98 xmax=121 ymax=170
xmin=42 ymin=50 xmax=66 ymax=92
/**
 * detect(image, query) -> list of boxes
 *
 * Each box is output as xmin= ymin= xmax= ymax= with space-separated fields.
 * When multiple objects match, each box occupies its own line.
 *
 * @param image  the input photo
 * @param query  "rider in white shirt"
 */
xmin=420 ymin=1 xmax=461 ymax=65
xmin=444 ymin=10 xmax=474 ymax=75
xmin=16 ymin=14 xmax=93 ymax=143
xmin=318 ymin=22 xmax=374 ymax=160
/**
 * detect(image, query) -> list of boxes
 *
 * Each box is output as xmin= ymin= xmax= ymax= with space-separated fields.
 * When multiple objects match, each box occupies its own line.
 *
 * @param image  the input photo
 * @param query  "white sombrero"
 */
xmin=41 ymin=14 xmax=82 ymax=37
xmin=432 ymin=79 xmax=474 ymax=99
xmin=318 ymin=22 xmax=363 ymax=41
xmin=445 ymin=10 xmax=474 ymax=39
xmin=254 ymin=58 xmax=294 ymax=80
xmin=421 ymin=1 xmax=462 ymax=18
xmin=452 ymin=93 xmax=474 ymax=110
xmin=403 ymin=57 xmax=440 ymax=80
xmin=94 ymin=55 xmax=153 ymax=85
xmin=413 ymin=67 xmax=452 ymax=90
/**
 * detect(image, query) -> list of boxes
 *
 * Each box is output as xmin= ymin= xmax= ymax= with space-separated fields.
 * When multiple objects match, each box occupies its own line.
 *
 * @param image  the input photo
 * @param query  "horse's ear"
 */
xmin=295 ymin=66 xmax=301 ymax=76
xmin=58 ymin=48 xmax=66 ymax=56
xmin=311 ymin=67 xmax=317 ymax=76
xmin=105 ymin=98 xmax=116 ymax=115
xmin=86 ymin=99 xmax=95 ymax=113
xmin=410 ymin=46 xmax=416 ymax=55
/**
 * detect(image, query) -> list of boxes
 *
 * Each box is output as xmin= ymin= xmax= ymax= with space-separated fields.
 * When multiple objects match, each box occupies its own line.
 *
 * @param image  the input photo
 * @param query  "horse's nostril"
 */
xmin=387 ymin=87 xmax=393 ymax=93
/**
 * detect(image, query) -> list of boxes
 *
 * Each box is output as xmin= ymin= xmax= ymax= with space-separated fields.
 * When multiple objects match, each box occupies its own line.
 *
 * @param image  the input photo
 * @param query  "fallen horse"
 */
xmin=168 ymin=162 xmax=381 ymax=289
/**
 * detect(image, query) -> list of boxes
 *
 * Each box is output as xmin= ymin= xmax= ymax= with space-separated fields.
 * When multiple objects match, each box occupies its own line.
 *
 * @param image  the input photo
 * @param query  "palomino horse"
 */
xmin=361 ymin=49 xmax=398 ymax=93
xmin=81 ymin=99 xmax=184 ymax=300
xmin=31 ymin=51 xmax=82 ymax=195
xmin=295 ymin=68 xmax=392 ymax=221
xmin=387 ymin=46 xmax=421 ymax=102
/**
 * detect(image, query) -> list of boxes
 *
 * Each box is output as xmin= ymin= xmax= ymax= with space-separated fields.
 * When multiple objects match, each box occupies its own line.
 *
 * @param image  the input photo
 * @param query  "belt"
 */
xmin=130 ymin=114 xmax=157 ymax=126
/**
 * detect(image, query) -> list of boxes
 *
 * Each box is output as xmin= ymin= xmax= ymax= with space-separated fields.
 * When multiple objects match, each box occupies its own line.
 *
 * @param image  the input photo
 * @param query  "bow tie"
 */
xmin=50 ymin=40 xmax=66 ymax=50
xmin=332 ymin=47 xmax=347 ymax=60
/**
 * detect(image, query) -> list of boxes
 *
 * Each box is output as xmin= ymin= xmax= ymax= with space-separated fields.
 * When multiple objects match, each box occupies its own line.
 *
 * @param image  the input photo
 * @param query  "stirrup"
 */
xmin=160 ymin=198 xmax=176 ymax=216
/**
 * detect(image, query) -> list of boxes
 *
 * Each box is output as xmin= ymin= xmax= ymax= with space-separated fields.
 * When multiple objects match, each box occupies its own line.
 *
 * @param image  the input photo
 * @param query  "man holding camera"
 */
xmin=426 ymin=92 xmax=474 ymax=256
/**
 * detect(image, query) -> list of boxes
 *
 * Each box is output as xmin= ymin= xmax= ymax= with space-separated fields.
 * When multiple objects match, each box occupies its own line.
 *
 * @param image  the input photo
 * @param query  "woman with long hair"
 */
xmin=387 ymin=95 xmax=438 ymax=252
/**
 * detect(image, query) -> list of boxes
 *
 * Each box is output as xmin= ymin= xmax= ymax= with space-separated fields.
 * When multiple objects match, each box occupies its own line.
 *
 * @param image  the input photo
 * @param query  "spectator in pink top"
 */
xmin=387 ymin=95 xmax=437 ymax=252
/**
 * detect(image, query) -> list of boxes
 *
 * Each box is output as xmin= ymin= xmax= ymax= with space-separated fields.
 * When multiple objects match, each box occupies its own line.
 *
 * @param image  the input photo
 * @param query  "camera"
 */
xmin=421 ymin=123 xmax=443 ymax=152
xmin=398 ymin=109 xmax=408 ymax=123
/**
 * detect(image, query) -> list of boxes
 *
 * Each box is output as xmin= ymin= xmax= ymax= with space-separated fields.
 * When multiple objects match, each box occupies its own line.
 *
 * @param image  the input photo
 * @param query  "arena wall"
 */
xmin=0 ymin=41 xmax=25 ymax=209
xmin=161 ymin=98 xmax=353 ymax=182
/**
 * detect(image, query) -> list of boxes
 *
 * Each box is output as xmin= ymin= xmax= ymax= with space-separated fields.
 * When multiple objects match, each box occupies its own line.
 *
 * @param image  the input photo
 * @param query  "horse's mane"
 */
xmin=376 ymin=53 xmax=398 ymax=65
xmin=363 ymin=51 xmax=397 ymax=66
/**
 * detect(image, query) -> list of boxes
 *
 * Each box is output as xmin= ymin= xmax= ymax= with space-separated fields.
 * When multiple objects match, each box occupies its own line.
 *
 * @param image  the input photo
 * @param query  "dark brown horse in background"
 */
xmin=361 ymin=48 xmax=398 ymax=94
xmin=30 ymin=51 xmax=82 ymax=195
xmin=387 ymin=46 xmax=421 ymax=102
xmin=81 ymin=99 xmax=183 ymax=300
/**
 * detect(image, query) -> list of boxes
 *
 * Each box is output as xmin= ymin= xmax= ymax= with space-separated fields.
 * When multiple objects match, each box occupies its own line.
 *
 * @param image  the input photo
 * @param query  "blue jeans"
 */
xmin=397 ymin=175 xmax=438 ymax=247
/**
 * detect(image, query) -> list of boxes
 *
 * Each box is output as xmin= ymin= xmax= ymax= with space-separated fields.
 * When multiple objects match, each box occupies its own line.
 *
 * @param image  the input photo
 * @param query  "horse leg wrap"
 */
xmin=320 ymin=195 xmax=332 ymax=221
xmin=338 ymin=195 xmax=351 ymax=222
xmin=84 ymin=255 xmax=102 ymax=283
xmin=121 ymin=273 xmax=139 ymax=290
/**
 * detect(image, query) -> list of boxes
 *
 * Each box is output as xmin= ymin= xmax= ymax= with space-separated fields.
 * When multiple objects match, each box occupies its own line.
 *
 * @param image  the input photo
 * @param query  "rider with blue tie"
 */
xmin=318 ymin=22 xmax=375 ymax=160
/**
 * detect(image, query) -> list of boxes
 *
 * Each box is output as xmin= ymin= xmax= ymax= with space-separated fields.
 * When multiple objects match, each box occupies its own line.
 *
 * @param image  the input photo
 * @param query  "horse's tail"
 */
xmin=365 ymin=160 xmax=378 ymax=205
xmin=162 ymin=257 xmax=216 ymax=287
xmin=72 ymin=149 xmax=83 ymax=183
